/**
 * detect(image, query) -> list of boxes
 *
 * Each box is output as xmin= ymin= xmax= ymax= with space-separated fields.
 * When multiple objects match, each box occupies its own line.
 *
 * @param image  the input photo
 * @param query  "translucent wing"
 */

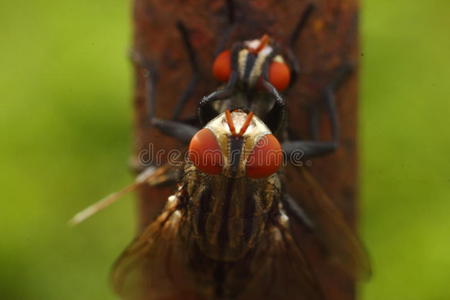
xmin=284 ymin=166 xmax=371 ymax=280
xmin=111 ymin=196 xmax=197 ymax=300
xmin=240 ymin=222 xmax=324 ymax=300
xmin=68 ymin=164 xmax=181 ymax=226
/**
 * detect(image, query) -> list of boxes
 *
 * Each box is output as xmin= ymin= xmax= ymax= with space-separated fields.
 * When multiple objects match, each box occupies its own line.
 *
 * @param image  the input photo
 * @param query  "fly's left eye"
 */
xmin=268 ymin=61 xmax=291 ymax=91
xmin=212 ymin=50 xmax=231 ymax=82
xmin=188 ymin=128 xmax=223 ymax=175
xmin=246 ymin=134 xmax=283 ymax=178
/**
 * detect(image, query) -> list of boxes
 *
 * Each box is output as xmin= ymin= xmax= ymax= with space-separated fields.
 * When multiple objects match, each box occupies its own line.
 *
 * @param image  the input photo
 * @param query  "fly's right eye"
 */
xmin=246 ymin=134 xmax=282 ymax=178
xmin=212 ymin=50 xmax=231 ymax=82
xmin=188 ymin=128 xmax=223 ymax=175
xmin=268 ymin=61 xmax=291 ymax=91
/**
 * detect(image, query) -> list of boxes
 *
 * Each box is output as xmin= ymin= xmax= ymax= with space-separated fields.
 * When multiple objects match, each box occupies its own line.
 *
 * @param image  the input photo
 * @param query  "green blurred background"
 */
xmin=1 ymin=0 xmax=449 ymax=299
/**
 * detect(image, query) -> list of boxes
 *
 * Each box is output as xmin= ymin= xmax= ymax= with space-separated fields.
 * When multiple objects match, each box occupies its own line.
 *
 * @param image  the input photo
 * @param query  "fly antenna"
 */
xmin=225 ymin=109 xmax=237 ymax=135
xmin=249 ymin=34 xmax=270 ymax=54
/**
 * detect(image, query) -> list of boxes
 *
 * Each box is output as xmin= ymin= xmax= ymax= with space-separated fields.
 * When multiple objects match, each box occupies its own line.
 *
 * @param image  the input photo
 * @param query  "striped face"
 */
xmin=212 ymin=34 xmax=291 ymax=91
xmin=188 ymin=110 xmax=283 ymax=179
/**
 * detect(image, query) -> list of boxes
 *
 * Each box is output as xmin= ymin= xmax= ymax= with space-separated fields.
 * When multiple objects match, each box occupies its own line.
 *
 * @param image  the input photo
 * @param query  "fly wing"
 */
xmin=284 ymin=166 xmax=371 ymax=280
xmin=68 ymin=164 xmax=181 ymax=226
xmin=240 ymin=223 xmax=324 ymax=300
xmin=111 ymin=197 xmax=197 ymax=300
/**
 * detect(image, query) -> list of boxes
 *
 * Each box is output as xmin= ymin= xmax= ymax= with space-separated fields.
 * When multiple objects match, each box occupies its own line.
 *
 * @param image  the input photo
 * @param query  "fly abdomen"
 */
xmin=190 ymin=208 xmax=269 ymax=261
xmin=185 ymin=174 xmax=281 ymax=261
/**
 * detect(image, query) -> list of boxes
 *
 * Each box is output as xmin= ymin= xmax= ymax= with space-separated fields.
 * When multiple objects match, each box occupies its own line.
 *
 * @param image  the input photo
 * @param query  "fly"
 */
xmin=69 ymin=2 xmax=370 ymax=299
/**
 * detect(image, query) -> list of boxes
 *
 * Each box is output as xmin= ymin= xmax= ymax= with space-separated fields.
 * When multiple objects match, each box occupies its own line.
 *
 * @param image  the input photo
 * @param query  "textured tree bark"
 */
xmin=131 ymin=0 xmax=359 ymax=299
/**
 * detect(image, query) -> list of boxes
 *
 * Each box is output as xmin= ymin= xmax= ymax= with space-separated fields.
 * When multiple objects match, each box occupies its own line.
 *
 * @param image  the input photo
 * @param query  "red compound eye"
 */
xmin=188 ymin=128 xmax=223 ymax=175
xmin=212 ymin=50 xmax=231 ymax=82
xmin=268 ymin=61 xmax=291 ymax=91
xmin=246 ymin=134 xmax=282 ymax=178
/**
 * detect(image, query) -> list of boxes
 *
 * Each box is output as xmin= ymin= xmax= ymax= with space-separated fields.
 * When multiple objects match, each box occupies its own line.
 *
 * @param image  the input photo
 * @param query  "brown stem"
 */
xmin=131 ymin=1 xmax=359 ymax=299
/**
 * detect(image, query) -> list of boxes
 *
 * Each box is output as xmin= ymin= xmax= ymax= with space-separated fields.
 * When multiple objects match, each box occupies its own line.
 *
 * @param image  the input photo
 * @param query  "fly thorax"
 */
xmin=184 ymin=170 xmax=281 ymax=261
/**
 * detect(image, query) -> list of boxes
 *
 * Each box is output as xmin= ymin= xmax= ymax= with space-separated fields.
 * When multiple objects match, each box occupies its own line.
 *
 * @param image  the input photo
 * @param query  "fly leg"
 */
xmin=172 ymin=21 xmax=200 ymax=121
xmin=285 ymin=3 xmax=315 ymax=88
xmin=282 ymin=194 xmax=314 ymax=230
xmin=283 ymin=65 xmax=352 ymax=160
xmin=308 ymin=104 xmax=321 ymax=140
xmin=131 ymin=30 xmax=200 ymax=144
xmin=182 ymin=0 xmax=238 ymax=126
xmin=198 ymin=44 xmax=243 ymax=125
xmin=214 ymin=0 xmax=237 ymax=56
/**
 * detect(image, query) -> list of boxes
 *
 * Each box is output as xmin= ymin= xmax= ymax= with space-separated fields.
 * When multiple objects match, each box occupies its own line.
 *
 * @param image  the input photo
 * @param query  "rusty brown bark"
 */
xmin=131 ymin=0 xmax=359 ymax=299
